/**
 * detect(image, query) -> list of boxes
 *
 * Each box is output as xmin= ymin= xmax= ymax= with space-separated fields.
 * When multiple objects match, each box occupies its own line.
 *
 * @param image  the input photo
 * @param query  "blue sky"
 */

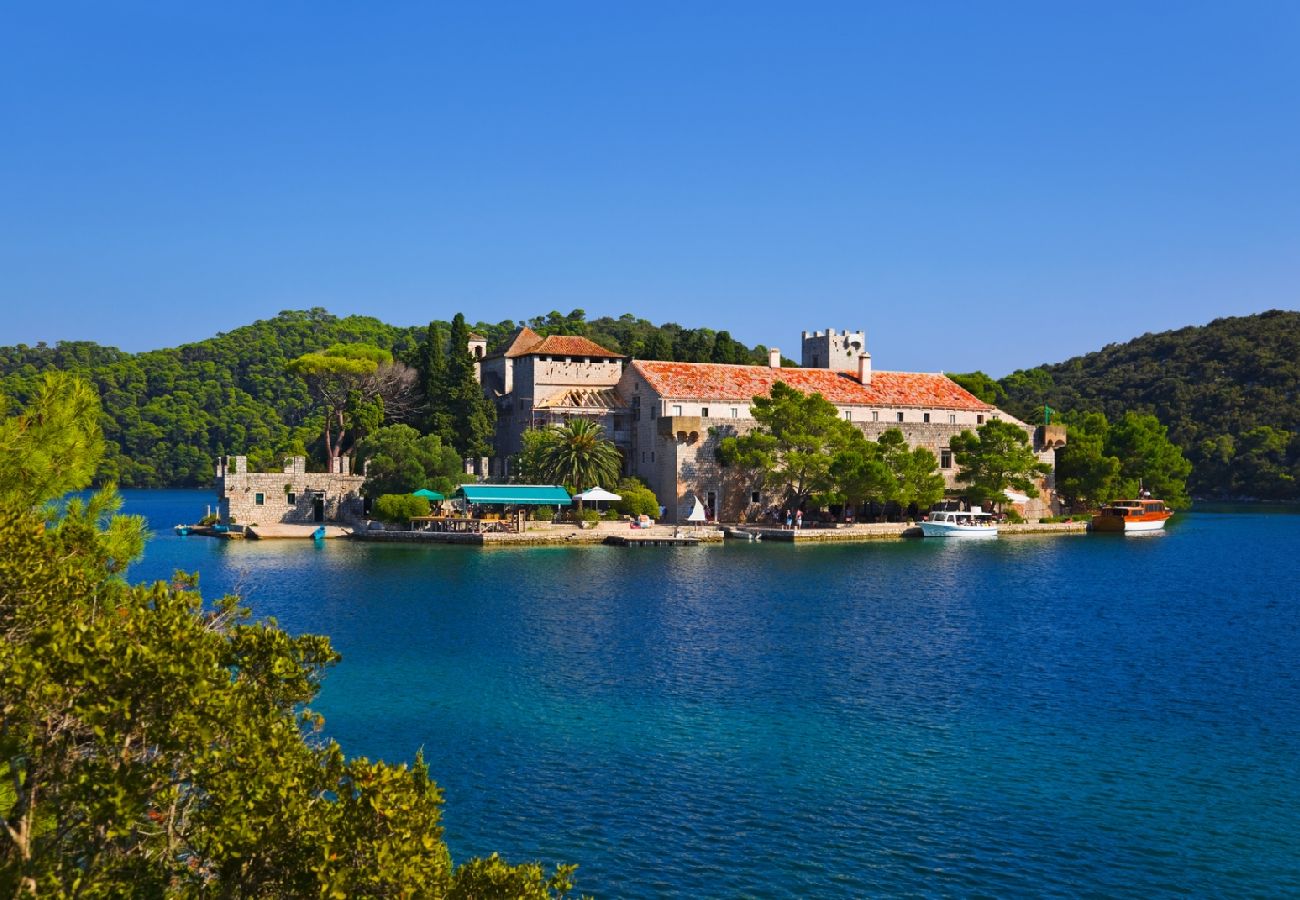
xmin=2 ymin=1 xmax=1297 ymax=375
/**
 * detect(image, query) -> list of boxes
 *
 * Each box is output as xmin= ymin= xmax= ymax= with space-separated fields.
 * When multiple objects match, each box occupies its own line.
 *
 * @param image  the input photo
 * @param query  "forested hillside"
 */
xmin=962 ymin=310 xmax=1299 ymax=500
xmin=0 ymin=308 xmax=779 ymax=486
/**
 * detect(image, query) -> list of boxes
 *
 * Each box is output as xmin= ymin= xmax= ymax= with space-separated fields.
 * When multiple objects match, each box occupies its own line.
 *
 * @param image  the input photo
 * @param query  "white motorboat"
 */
xmin=920 ymin=507 xmax=998 ymax=538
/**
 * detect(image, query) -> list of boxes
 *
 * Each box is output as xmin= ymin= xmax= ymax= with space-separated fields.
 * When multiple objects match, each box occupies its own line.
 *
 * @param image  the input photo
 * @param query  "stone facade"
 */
xmin=215 ymin=455 xmax=365 ymax=526
xmin=801 ymin=328 xmax=865 ymax=371
xmin=479 ymin=324 xmax=1064 ymax=522
xmin=480 ymin=328 xmax=629 ymax=476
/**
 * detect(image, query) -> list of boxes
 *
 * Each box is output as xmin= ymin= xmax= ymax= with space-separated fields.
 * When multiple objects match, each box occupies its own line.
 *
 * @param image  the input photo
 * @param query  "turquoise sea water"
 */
xmin=124 ymin=491 xmax=1300 ymax=897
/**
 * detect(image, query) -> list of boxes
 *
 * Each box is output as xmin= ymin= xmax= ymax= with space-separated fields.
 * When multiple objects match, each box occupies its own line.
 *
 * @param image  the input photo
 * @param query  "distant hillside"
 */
xmin=992 ymin=310 xmax=1299 ymax=499
xmin=0 ymin=308 xmax=781 ymax=487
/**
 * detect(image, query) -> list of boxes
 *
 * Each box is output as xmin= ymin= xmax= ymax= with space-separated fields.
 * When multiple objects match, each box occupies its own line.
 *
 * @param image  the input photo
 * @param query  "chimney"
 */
xmin=858 ymin=352 xmax=872 ymax=384
xmin=768 ymin=347 xmax=781 ymax=368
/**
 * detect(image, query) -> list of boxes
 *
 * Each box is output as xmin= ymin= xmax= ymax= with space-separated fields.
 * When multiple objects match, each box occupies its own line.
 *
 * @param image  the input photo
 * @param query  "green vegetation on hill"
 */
xmin=953 ymin=310 xmax=1300 ymax=500
xmin=3 ymin=307 xmax=1293 ymax=498
xmin=0 ymin=308 xmax=781 ymax=487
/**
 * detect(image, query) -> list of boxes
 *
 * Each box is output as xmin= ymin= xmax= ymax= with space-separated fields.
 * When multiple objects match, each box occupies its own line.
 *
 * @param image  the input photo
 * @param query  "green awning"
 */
xmin=411 ymin=489 xmax=445 ymax=500
xmin=456 ymin=484 xmax=572 ymax=506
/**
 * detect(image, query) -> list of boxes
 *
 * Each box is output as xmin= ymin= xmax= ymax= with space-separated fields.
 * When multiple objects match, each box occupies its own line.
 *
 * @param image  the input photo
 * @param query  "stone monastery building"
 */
xmin=479 ymin=326 xmax=1064 ymax=523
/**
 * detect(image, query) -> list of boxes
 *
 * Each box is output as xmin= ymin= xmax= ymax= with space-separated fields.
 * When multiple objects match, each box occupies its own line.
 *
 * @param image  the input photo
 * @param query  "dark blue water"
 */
xmin=125 ymin=491 xmax=1300 ymax=897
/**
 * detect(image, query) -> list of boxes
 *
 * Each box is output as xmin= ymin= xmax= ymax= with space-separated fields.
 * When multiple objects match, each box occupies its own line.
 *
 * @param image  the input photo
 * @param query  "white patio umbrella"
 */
xmin=573 ymin=486 xmax=622 ymax=503
xmin=1000 ymin=489 xmax=1032 ymax=505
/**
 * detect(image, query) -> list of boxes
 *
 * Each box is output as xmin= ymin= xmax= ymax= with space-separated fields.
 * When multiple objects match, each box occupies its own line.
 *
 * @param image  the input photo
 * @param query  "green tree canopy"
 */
xmin=946 ymin=371 xmax=1007 ymax=407
xmin=1054 ymin=411 xmax=1121 ymax=509
xmin=1105 ymin=411 xmax=1193 ymax=507
xmin=288 ymin=343 xmax=417 ymax=461
xmin=876 ymin=428 xmax=946 ymax=511
xmin=716 ymin=382 xmax=851 ymax=508
xmin=827 ymin=434 xmax=897 ymax=515
xmin=950 ymin=419 xmax=1052 ymax=510
xmin=355 ymin=424 xmax=467 ymax=498
xmin=0 ymin=376 xmax=577 ymax=897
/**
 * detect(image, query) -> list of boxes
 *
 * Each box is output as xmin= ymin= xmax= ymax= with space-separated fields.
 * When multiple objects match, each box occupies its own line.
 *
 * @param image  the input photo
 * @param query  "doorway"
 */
xmin=313 ymin=495 xmax=325 ymax=522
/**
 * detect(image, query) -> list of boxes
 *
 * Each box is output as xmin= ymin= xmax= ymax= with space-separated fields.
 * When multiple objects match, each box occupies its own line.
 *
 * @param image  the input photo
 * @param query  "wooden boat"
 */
xmin=920 ymin=507 xmax=998 ymax=539
xmin=1090 ymin=498 xmax=1173 ymax=533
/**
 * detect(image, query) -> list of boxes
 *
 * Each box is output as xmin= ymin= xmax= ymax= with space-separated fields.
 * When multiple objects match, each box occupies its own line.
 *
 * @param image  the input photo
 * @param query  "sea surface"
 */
xmin=123 ymin=491 xmax=1299 ymax=897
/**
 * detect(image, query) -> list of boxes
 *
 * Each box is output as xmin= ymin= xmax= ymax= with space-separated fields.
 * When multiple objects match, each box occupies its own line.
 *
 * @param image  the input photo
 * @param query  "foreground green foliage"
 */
xmin=0 ymin=374 xmax=576 ymax=897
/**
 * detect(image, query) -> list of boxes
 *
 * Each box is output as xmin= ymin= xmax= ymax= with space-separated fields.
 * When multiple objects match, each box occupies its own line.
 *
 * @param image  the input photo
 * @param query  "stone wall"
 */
xmin=215 ymin=456 xmax=365 ymax=525
xmin=626 ymin=404 xmax=1060 ymax=523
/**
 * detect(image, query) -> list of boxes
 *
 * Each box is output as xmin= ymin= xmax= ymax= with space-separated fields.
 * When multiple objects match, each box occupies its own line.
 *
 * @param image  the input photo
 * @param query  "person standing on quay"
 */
xmin=795 ymin=509 xmax=803 ymax=530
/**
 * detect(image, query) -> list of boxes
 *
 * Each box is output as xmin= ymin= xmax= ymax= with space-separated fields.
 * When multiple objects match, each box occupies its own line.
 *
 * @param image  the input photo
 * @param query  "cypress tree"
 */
xmin=418 ymin=322 xmax=455 ymax=444
xmin=446 ymin=313 xmax=497 ymax=459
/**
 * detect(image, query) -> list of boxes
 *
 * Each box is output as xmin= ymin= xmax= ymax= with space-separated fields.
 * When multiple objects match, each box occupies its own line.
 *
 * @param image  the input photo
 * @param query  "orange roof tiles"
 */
xmin=489 ymin=327 xmax=622 ymax=359
xmin=493 ymin=326 xmax=544 ymax=358
xmin=528 ymin=335 xmax=623 ymax=358
xmin=631 ymin=360 xmax=992 ymax=411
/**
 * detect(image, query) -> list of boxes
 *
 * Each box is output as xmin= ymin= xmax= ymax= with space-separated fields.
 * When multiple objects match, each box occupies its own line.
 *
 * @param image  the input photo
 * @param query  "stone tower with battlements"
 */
xmin=801 ymin=328 xmax=865 ymax=370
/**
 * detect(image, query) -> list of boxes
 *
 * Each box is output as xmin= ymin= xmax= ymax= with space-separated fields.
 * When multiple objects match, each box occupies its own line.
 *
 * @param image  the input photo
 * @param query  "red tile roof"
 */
xmin=493 ymin=326 xmax=544 ymax=358
xmin=489 ymin=327 xmax=622 ymax=359
xmin=631 ymin=361 xmax=992 ymax=410
xmin=528 ymin=335 xmax=623 ymax=358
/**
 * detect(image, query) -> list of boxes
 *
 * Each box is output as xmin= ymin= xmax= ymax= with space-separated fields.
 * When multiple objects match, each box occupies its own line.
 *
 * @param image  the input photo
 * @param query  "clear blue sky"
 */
xmin=2 ymin=2 xmax=1297 ymax=375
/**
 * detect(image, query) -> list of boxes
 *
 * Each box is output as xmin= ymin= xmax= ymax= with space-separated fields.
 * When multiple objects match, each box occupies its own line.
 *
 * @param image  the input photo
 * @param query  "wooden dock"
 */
xmin=605 ymin=534 xmax=703 ymax=547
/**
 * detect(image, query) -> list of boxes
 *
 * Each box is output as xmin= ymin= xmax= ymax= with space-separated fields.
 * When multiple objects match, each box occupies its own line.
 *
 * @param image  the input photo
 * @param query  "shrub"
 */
xmin=613 ymin=478 xmax=661 ymax=518
xmin=373 ymin=493 xmax=431 ymax=524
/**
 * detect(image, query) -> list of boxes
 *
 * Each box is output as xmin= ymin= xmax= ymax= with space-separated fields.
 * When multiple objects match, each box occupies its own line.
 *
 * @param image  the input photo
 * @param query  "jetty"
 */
xmin=606 ymin=534 xmax=704 ymax=547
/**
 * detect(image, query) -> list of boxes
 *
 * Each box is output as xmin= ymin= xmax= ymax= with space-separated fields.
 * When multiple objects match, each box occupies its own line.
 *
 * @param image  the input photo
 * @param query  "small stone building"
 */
xmin=215 ymin=455 xmax=365 ymax=525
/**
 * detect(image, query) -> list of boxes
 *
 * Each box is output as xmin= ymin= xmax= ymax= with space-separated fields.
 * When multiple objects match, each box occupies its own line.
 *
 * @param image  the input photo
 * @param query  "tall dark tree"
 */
xmin=445 ymin=313 xmax=497 ymax=459
xmin=416 ymin=322 xmax=454 ymax=444
xmin=641 ymin=331 xmax=674 ymax=360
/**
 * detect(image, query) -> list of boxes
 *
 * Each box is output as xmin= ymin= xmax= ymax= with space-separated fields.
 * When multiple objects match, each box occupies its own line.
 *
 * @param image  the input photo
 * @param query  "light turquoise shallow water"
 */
xmin=126 ymin=491 xmax=1300 ymax=897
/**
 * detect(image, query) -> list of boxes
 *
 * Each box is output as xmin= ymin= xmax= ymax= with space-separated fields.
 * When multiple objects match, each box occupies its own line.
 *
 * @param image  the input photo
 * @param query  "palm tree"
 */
xmin=536 ymin=419 xmax=623 ymax=514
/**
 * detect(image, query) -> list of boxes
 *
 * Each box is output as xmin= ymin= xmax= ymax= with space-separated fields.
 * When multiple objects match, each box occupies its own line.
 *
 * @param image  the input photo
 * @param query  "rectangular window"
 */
xmin=897 ymin=412 xmax=905 ymax=423
xmin=949 ymin=414 xmax=956 ymax=425
xmin=872 ymin=411 xmax=879 ymax=422
xmin=923 ymin=413 xmax=931 ymax=423
xmin=651 ymin=407 xmax=657 ymax=419
xmin=751 ymin=491 xmax=761 ymax=503
xmin=940 ymin=450 xmax=952 ymax=469
xmin=287 ymin=493 xmax=296 ymax=505
xmin=641 ymin=451 xmax=646 ymax=463
xmin=651 ymin=451 xmax=655 ymax=463
xmin=700 ymin=407 xmax=709 ymax=418
xmin=977 ymin=414 xmax=985 ymax=424
xmin=843 ymin=411 xmax=851 ymax=421
xmin=254 ymin=493 xmax=265 ymax=506
xmin=731 ymin=408 xmax=739 ymax=418
xmin=672 ymin=405 xmax=683 ymax=416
